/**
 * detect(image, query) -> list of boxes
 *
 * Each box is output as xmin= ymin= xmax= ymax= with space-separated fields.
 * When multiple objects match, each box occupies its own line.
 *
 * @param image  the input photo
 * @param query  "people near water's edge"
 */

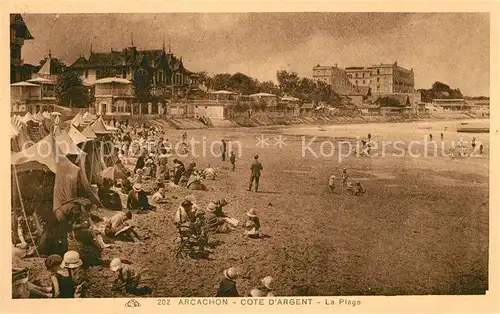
xmin=230 ymin=151 xmax=236 ymax=171
xmin=221 ymin=139 xmax=227 ymax=161
xmin=216 ymin=267 xmax=239 ymax=297
xmin=329 ymin=174 xmax=336 ymax=193
xmin=248 ymin=154 xmax=263 ymax=192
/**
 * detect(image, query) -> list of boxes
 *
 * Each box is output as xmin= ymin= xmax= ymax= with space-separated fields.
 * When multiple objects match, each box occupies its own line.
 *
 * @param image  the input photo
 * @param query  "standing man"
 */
xmin=220 ymin=139 xmax=227 ymax=162
xmin=248 ymin=154 xmax=263 ymax=192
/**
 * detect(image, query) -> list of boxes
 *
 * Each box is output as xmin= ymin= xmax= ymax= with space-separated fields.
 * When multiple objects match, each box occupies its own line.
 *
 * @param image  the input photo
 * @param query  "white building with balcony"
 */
xmin=94 ymin=77 xmax=135 ymax=116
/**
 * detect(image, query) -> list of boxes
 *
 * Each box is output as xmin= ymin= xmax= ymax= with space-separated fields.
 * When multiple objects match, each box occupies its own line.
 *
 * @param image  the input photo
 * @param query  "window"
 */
xmin=363 ymin=80 xmax=365 ymax=84
xmin=377 ymin=78 xmax=380 ymax=82
xmin=355 ymin=80 xmax=358 ymax=85
xmin=122 ymin=68 xmax=127 ymax=78
xmin=85 ymin=70 xmax=89 ymax=78
xmin=377 ymin=86 xmax=380 ymax=90
xmin=377 ymin=69 xmax=380 ymax=74
xmin=96 ymin=70 xmax=102 ymax=79
xmin=355 ymin=73 xmax=358 ymax=78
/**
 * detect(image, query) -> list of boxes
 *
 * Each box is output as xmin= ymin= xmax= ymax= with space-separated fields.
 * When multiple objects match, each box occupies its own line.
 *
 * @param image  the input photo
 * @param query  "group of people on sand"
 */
xmin=173 ymin=195 xmax=264 ymax=238
xmin=13 ymin=120 xmax=276 ymax=298
xmin=328 ymin=168 xmax=365 ymax=196
xmin=216 ymin=267 xmax=275 ymax=297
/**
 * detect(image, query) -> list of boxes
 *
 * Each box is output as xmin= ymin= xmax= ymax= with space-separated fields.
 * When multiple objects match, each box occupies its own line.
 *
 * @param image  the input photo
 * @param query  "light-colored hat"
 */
xmin=61 ymin=251 xmax=83 ymax=269
xmin=149 ymin=153 xmax=154 ymax=157
xmin=133 ymin=183 xmax=142 ymax=192
xmin=110 ymin=258 xmax=123 ymax=272
xmin=246 ymin=208 xmax=258 ymax=217
xmin=261 ymin=276 xmax=274 ymax=290
xmin=249 ymin=288 xmax=263 ymax=297
xmin=206 ymin=202 xmax=217 ymax=213
xmin=184 ymin=194 xmax=196 ymax=203
xmin=223 ymin=267 xmax=239 ymax=280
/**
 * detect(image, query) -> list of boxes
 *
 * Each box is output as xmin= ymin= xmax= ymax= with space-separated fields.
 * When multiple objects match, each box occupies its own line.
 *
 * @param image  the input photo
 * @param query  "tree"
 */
xmin=55 ymin=71 xmax=91 ymax=107
xmin=259 ymin=80 xmax=279 ymax=95
xmin=210 ymin=73 xmax=232 ymax=91
xmin=39 ymin=57 xmax=67 ymax=74
xmin=133 ymin=69 xmax=152 ymax=109
xmin=276 ymin=70 xmax=300 ymax=96
xmin=230 ymin=72 xmax=259 ymax=95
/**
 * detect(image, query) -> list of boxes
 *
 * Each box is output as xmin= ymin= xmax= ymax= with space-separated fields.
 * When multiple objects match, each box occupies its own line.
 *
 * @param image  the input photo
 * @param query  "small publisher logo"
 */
xmin=125 ymin=299 xmax=141 ymax=307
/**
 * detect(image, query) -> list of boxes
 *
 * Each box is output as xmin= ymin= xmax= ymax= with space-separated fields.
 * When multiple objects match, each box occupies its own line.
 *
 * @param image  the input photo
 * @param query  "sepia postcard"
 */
xmin=1 ymin=1 xmax=499 ymax=313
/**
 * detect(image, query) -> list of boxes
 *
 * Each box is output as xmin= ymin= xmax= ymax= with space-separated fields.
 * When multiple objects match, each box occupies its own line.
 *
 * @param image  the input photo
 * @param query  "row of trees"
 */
xmin=417 ymin=81 xmax=464 ymax=103
xmin=198 ymin=70 xmax=342 ymax=105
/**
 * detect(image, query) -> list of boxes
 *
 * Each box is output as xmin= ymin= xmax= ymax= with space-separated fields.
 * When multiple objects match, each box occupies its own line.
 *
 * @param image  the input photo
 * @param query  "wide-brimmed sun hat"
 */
xmin=246 ymin=208 xmax=258 ymax=217
xmin=206 ymin=202 xmax=217 ymax=213
xmin=109 ymin=258 xmax=123 ymax=272
xmin=249 ymin=288 xmax=263 ymax=297
xmin=133 ymin=183 xmax=142 ymax=192
xmin=223 ymin=267 xmax=239 ymax=280
xmin=61 ymin=251 xmax=83 ymax=269
xmin=261 ymin=276 xmax=274 ymax=290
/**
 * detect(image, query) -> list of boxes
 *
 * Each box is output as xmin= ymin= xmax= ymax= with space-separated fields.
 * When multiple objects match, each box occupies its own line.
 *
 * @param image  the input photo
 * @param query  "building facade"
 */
xmin=345 ymin=67 xmax=372 ymax=88
xmin=368 ymin=62 xmax=414 ymax=95
xmin=94 ymin=78 xmax=135 ymax=116
xmin=10 ymin=14 xmax=35 ymax=83
xmin=312 ymin=65 xmax=353 ymax=95
xmin=69 ymin=43 xmax=199 ymax=99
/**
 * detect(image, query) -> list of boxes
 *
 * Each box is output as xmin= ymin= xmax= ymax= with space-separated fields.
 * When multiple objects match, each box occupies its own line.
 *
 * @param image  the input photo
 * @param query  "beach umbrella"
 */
xmin=99 ymin=167 xmax=128 ymax=181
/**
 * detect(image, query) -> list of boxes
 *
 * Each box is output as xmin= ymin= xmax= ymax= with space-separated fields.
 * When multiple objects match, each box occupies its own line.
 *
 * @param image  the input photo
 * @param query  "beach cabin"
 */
xmin=207 ymin=90 xmax=238 ymax=103
xmin=94 ymin=77 xmax=134 ymax=117
xmin=432 ymin=99 xmax=469 ymax=111
xmin=11 ymin=81 xmax=42 ymax=114
xmin=249 ymin=92 xmax=278 ymax=109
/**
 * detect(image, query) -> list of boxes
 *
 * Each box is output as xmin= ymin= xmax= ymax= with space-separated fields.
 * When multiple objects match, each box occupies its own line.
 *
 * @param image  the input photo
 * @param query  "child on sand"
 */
xmin=244 ymin=208 xmax=261 ymax=238
xmin=230 ymin=151 xmax=236 ymax=171
xmin=328 ymin=174 xmax=336 ymax=193
xmin=110 ymin=258 xmax=152 ymax=295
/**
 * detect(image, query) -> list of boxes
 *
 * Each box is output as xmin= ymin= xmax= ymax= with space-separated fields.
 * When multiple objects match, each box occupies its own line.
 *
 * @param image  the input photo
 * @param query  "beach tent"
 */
xmin=66 ymin=124 xmax=89 ymax=145
xmin=10 ymin=120 xmax=31 ymax=153
xmin=82 ymin=111 xmax=97 ymax=123
xmin=22 ymin=112 xmax=38 ymax=124
xmin=11 ymin=133 xmax=102 ymax=211
xmin=81 ymin=124 xmax=97 ymax=140
xmin=91 ymin=117 xmax=113 ymax=134
xmin=42 ymin=111 xmax=51 ymax=120
xmin=71 ymin=112 xmax=85 ymax=127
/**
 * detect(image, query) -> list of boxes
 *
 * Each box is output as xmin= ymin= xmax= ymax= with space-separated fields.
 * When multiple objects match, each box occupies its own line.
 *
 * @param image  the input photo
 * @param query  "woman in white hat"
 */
xmin=127 ymin=183 xmax=156 ymax=211
xmin=216 ymin=267 xmax=240 ymax=297
xmin=61 ymin=251 xmax=86 ymax=298
xmin=258 ymin=276 xmax=275 ymax=296
xmin=244 ymin=208 xmax=261 ymax=238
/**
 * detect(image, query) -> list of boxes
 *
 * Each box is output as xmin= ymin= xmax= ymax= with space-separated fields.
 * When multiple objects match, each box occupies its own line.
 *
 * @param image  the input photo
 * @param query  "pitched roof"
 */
xmin=69 ymin=47 xmax=193 ymax=74
xmin=81 ymin=124 xmax=97 ymax=140
xmin=10 ymin=14 xmax=34 ymax=40
xmin=91 ymin=117 xmax=112 ymax=134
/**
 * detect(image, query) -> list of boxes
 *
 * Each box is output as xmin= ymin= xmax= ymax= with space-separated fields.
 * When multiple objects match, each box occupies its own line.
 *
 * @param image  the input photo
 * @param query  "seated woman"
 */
xmin=127 ymin=184 xmax=156 ymax=211
xmin=142 ymin=159 xmax=154 ymax=179
xmin=354 ymin=181 xmax=366 ymax=196
xmin=104 ymin=210 xmax=141 ymax=242
xmin=172 ymin=159 xmax=185 ymax=185
xmin=202 ymin=164 xmax=218 ymax=180
xmin=151 ymin=188 xmax=169 ymax=204
xmin=187 ymin=173 xmax=207 ymax=191
xmin=204 ymin=203 xmax=234 ymax=234
xmin=98 ymin=178 xmax=122 ymax=211
xmin=179 ymin=162 xmax=196 ymax=187
xmin=131 ymin=168 xmax=143 ymax=184
xmin=45 ymin=255 xmax=74 ymax=298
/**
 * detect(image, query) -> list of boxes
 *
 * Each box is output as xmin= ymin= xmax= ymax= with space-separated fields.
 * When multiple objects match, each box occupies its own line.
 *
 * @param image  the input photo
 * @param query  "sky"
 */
xmin=20 ymin=13 xmax=490 ymax=96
